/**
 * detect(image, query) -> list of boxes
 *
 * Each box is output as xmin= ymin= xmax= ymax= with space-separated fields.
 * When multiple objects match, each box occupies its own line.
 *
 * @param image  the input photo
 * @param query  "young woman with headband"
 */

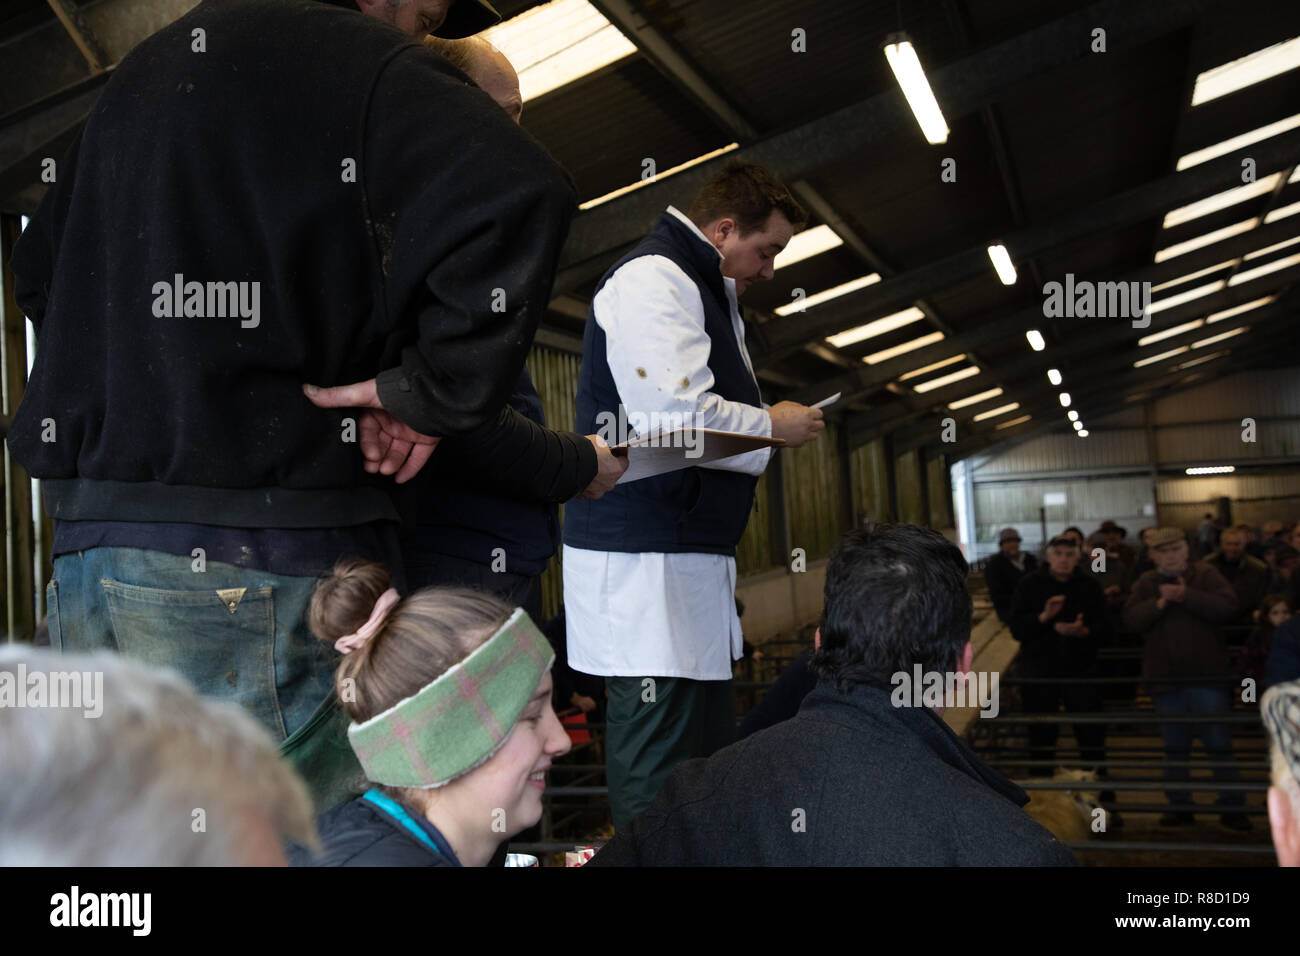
xmin=289 ymin=558 xmax=571 ymax=866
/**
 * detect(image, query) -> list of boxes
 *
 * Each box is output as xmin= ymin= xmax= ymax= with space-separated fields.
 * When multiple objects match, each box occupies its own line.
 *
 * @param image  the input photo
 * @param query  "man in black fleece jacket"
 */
xmin=7 ymin=0 xmax=604 ymax=808
xmin=1009 ymin=535 xmax=1112 ymax=776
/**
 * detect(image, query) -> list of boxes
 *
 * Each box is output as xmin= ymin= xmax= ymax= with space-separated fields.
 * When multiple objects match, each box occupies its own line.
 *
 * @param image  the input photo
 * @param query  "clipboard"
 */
xmin=612 ymin=428 xmax=785 ymax=483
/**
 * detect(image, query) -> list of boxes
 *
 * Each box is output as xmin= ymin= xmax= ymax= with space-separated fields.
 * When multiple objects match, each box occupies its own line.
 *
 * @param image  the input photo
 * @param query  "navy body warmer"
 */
xmin=564 ymin=212 xmax=764 ymax=556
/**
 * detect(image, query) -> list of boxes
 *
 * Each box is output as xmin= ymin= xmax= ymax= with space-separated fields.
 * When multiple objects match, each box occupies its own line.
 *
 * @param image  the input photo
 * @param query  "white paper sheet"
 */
xmin=614 ymin=428 xmax=785 ymax=483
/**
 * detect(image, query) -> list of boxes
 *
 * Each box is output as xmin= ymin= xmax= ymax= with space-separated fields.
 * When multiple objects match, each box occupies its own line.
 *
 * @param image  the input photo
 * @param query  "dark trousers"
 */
xmin=402 ymin=550 xmax=543 ymax=622
xmin=1021 ymin=678 xmax=1106 ymax=775
xmin=605 ymin=675 xmax=734 ymax=830
xmin=1153 ymin=686 xmax=1243 ymax=807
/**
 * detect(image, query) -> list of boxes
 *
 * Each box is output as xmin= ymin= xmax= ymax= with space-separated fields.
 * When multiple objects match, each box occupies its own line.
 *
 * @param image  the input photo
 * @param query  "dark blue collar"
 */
xmin=653 ymin=210 xmax=728 ymax=287
xmin=363 ymin=788 xmax=462 ymax=866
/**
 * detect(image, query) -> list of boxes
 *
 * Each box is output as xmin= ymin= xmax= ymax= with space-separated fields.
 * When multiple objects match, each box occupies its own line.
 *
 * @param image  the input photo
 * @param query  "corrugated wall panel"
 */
xmin=1158 ymin=472 xmax=1300 ymax=530
xmin=1095 ymin=406 xmax=1147 ymax=428
xmin=969 ymin=469 xmax=1300 ymax=554
xmin=1157 ymin=421 xmax=1300 ymax=463
xmin=735 ymin=469 xmax=775 ymax=575
xmin=850 ymin=438 xmax=890 ymax=521
xmin=972 ymin=476 xmax=1154 ymax=555
xmin=1159 ymin=472 xmax=1300 ymax=503
xmin=896 ymin=449 xmax=925 ymax=525
xmin=974 ymin=368 xmax=1300 ymax=477
xmin=527 ymin=346 xmax=580 ymax=433
xmin=928 ymin=454 xmax=952 ymax=528
xmin=528 ymin=346 xmax=582 ymax=620
xmin=963 ymin=367 xmax=1300 ymax=559
xmin=977 ymin=428 xmax=1149 ymax=475
xmin=1154 ymin=368 xmax=1300 ymax=422
xmin=782 ymin=423 xmax=847 ymax=562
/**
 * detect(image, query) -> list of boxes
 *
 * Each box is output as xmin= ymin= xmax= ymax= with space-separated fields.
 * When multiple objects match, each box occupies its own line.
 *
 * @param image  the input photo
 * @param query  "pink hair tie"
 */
xmin=334 ymin=587 xmax=401 ymax=655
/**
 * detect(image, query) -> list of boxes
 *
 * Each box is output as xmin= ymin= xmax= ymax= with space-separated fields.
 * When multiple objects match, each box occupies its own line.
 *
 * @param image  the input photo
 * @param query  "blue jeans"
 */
xmin=47 ymin=547 xmax=362 ymax=808
xmin=1152 ymin=686 xmax=1243 ymax=808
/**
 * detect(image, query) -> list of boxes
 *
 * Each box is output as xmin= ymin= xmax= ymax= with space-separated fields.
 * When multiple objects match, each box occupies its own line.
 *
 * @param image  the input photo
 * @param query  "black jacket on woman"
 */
xmin=289 ymin=791 xmax=460 ymax=867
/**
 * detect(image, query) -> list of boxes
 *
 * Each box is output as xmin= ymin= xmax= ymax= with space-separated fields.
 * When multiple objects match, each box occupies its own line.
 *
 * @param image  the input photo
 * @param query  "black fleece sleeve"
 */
xmin=985 ymin=558 xmax=1016 ymax=619
xmin=11 ymin=128 xmax=85 ymax=335
xmin=1081 ymin=578 xmax=1113 ymax=645
xmin=1009 ymin=576 xmax=1051 ymax=648
xmin=361 ymin=45 xmax=577 ymax=438
xmin=434 ymin=405 xmax=598 ymax=503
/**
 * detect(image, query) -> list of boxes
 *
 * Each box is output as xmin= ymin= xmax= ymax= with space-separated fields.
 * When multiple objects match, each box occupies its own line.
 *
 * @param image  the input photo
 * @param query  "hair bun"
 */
xmin=307 ymin=558 xmax=392 ymax=644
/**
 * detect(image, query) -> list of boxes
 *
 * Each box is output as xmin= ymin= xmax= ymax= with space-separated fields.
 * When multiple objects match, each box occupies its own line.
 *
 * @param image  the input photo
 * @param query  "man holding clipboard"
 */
xmin=563 ymin=161 xmax=825 ymax=829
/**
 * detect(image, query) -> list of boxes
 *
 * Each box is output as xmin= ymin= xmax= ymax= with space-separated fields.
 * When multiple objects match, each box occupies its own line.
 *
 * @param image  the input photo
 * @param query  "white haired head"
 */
xmin=0 ymin=647 xmax=317 ymax=865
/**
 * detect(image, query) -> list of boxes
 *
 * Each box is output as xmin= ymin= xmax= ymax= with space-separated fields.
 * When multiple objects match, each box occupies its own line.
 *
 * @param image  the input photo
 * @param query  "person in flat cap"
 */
xmin=985 ymin=528 xmax=1038 ymax=624
xmin=1123 ymin=527 xmax=1248 ymax=829
xmin=1261 ymin=679 xmax=1300 ymax=865
xmin=1098 ymin=520 xmax=1136 ymax=571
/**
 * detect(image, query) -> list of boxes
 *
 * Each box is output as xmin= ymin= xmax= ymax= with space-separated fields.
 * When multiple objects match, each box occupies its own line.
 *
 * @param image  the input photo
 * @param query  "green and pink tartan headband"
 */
xmin=347 ymin=607 xmax=555 ymax=789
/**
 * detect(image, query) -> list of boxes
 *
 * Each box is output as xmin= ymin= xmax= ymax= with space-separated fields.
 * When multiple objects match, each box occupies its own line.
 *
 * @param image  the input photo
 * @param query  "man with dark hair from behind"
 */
xmin=588 ymin=523 xmax=1075 ymax=866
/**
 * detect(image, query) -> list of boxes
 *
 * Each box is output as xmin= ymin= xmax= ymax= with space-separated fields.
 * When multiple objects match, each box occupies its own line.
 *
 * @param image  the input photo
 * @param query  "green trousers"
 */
xmin=604 ymin=675 xmax=735 ymax=831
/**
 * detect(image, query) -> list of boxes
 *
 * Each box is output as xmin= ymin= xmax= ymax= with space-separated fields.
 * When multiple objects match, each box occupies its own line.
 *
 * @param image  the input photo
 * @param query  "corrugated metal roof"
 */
xmin=523 ymin=56 xmax=728 ymax=203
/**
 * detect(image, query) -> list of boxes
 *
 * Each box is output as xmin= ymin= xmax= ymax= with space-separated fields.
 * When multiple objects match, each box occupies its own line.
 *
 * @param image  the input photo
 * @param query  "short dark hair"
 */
xmin=811 ymin=523 xmax=972 ymax=692
xmin=686 ymin=160 xmax=806 ymax=236
xmin=1063 ymin=526 xmax=1085 ymax=540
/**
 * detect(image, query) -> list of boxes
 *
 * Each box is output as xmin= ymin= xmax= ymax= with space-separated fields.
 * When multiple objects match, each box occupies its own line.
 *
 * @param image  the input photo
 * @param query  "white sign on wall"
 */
xmin=1043 ymin=492 xmax=1067 ymax=506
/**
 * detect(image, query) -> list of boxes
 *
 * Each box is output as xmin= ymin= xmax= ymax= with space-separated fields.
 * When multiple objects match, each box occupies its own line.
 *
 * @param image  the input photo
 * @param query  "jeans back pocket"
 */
xmin=99 ymin=578 xmax=286 ymax=739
